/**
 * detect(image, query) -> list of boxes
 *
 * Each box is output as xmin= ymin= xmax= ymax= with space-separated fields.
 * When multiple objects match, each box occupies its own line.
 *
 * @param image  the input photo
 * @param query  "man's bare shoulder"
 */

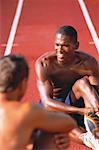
xmin=76 ymin=50 xmax=97 ymax=62
xmin=5 ymin=101 xmax=38 ymax=120
xmin=10 ymin=102 xmax=44 ymax=129
xmin=0 ymin=102 xmax=35 ymax=131
xmin=35 ymin=51 xmax=57 ymax=81
xmin=20 ymin=102 xmax=44 ymax=119
xmin=17 ymin=102 xmax=39 ymax=116
xmin=74 ymin=50 xmax=99 ymax=76
xmin=35 ymin=51 xmax=56 ymax=68
xmin=75 ymin=50 xmax=98 ymax=67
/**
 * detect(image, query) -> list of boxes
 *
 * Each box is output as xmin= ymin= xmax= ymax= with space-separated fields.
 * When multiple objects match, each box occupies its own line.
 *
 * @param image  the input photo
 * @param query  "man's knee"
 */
xmin=72 ymin=77 xmax=90 ymax=99
xmin=74 ymin=77 xmax=91 ymax=90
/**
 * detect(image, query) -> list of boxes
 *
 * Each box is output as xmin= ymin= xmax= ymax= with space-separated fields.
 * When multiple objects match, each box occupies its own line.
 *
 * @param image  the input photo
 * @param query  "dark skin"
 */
xmin=36 ymin=34 xmax=99 ymax=113
xmin=35 ymin=33 xmax=99 ymax=149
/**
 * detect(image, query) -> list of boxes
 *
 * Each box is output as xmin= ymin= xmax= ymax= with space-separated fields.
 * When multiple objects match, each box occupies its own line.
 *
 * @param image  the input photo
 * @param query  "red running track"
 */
xmin=1 ymin=0 xmax=99 ymax=149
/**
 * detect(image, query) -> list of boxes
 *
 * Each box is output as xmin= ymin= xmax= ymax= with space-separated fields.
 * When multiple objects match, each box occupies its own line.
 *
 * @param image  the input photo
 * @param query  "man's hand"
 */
xmin=79 ymin=107 xmax=95 ymax=115
xmin=94 ymin=107 xmax=99 ymax=113
xmin=84 ymin=112 xmax=99 ymax=139
xmin=53 ymin=133 xmax=70 ymax=150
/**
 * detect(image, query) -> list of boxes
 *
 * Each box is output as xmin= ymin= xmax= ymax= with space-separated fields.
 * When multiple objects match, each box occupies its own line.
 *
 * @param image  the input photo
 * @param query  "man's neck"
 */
xmin=0 ymin=93 xmax=19 ymax=103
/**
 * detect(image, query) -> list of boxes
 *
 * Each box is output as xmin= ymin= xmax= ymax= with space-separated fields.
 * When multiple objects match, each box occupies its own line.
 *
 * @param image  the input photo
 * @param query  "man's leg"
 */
xmin=69 ymin=77 xmax=99 ymax=149
xmin=71 ymin=77 xmax=99 ymax=111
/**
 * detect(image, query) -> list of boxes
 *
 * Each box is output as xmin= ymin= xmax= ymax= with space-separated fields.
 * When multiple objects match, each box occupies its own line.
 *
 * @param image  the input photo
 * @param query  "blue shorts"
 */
xmin=38 ymin=93 xmax=71 ymax=106
xmin=65 ymin=93 xmax=85 ymax=128
xmin=65 ymin=92 xmax=71 ymax=105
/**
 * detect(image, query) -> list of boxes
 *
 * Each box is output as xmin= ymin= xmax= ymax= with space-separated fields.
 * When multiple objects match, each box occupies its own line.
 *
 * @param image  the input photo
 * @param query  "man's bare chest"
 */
xmin=47 ymin=66 xmax=81 ymax=86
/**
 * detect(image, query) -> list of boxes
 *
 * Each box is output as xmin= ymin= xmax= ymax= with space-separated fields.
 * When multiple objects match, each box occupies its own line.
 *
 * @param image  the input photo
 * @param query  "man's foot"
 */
xmin=84 ymin=132 xmax=99 ymax=150
xmin=84 ymin=112 xmax=99 ymax=138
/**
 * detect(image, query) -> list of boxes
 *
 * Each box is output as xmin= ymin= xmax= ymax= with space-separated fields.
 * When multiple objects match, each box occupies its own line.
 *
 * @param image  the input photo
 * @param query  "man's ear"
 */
xmin=75 ymin=41 xmax=79 ymax=49
xmin=17 ymin=79 xmax=27 ymax=91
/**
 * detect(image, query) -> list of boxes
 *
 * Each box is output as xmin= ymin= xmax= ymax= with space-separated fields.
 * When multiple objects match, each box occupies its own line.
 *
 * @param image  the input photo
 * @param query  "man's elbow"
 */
xmin=41 ymin=99 xmax=55 ymax=111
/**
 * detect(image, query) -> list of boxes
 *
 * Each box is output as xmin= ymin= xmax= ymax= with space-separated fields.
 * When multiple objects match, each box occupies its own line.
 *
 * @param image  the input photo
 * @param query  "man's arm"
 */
xmin=25 ymin=103 xmax=77 ymax=150
xmin=84 ymin=58 xmax=99 ymax=110
xmin=72 ymin=76 xmax=99 ymax=112
xmin=35 ymin=59 xmax=91 ymax=115
xmin=32 ymin=104 xmax=77 ymax=133
xmin=71 ymin=56 xmax=99 ymax=112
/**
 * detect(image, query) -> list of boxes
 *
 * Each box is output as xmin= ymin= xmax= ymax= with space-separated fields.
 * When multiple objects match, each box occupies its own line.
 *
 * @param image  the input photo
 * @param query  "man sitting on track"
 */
xmin=35 ymin=25 xmax=99 ymax=149
xmin=0 ymin=54 xmax=77 ymax=150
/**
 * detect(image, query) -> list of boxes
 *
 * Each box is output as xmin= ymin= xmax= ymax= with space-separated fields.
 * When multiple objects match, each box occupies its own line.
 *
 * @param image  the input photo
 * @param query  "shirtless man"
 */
xmin=0 ymin=54 xmax=77 ymax=150
xmin=35 ymin=25 xmax=99 ymax=149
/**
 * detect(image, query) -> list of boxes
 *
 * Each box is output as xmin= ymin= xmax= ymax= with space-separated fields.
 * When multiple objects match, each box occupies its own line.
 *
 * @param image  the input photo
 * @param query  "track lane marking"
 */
xmin=78 ymin=0 xmax=99 ymax=54
xmin=4 ymin=0 xmax=24 ymax=56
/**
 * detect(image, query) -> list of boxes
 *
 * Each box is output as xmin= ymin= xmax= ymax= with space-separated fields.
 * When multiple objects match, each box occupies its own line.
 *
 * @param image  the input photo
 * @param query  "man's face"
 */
xmin=54 ymin=33 xmax=78 ymax=64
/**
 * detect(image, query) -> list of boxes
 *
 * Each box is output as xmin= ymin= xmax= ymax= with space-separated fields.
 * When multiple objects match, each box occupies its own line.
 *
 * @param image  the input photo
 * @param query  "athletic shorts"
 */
xmin=65 ymin=93 xmax=85 ymax=128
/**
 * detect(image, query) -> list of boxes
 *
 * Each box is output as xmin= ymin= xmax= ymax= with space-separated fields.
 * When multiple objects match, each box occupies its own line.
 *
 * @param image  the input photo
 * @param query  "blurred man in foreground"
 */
xmin=0 ymin=54 xmax=77 ymax=150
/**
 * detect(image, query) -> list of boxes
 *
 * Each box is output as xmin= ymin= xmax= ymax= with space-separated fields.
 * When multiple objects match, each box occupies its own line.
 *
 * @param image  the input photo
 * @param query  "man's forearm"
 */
xmin=43 ymin=99 xmax=83 ymax=114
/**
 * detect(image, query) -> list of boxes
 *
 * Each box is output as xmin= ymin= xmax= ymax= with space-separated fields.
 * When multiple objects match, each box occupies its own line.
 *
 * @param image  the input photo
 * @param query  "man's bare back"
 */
xmin=0 ymin=102 xmax=35 ymax=150
xmin=0 ymin=54 xmax=77 ymax=150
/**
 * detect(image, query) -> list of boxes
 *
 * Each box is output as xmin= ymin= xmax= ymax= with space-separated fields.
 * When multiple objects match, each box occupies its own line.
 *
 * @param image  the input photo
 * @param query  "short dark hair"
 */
xmin=56 ymin=25 xmax=78 ymax=41
xmin=0 ymin=54 xmax=29 ymax=92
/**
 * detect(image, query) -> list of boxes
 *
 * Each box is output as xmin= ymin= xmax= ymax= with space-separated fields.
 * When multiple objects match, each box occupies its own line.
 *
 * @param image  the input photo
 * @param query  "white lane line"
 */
xmin=4 ymin=0 xmax=25 ymax=56
xmin=78 ymin=0 xmax=99 ymax=54
xmin=1 ymin=43 xmax=18 ymax=47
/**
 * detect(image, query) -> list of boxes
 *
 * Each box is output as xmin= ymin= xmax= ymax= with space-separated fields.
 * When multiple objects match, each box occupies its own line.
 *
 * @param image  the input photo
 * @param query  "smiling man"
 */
xmin=35 ymin=25 xmax=99 ymax=149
